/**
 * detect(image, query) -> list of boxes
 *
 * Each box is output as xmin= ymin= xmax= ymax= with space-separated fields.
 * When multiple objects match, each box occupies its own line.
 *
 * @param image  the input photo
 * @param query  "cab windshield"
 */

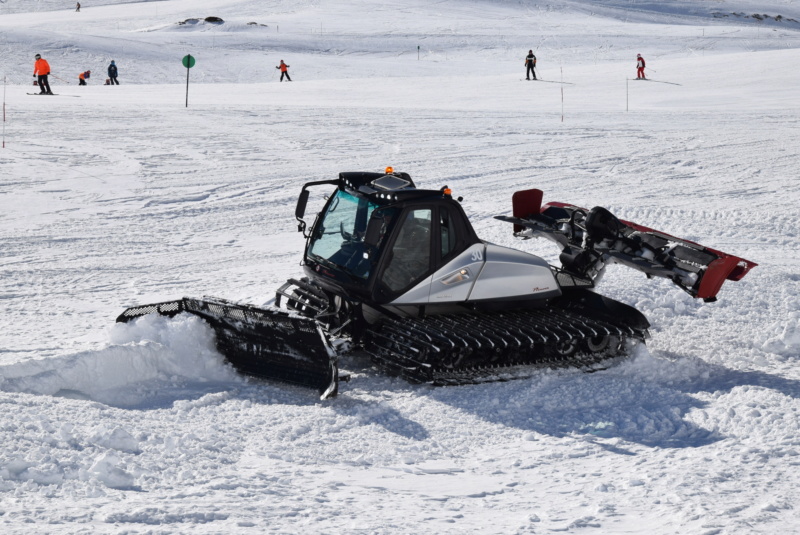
xmin=308 ymin=189 xmax=383 ymax=279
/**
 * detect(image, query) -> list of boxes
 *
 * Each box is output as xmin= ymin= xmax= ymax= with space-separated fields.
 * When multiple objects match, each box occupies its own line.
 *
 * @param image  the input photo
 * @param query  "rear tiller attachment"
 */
xmin=496 ymin=189 xmax=757 ymax=302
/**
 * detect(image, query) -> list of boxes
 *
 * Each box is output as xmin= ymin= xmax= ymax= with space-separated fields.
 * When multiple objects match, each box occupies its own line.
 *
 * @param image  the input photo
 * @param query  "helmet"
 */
xmin=87 ymin=70 xmax=91 ymax=73
xmin=35 ymin=54 xmax=41 ymax=59
xmin=637 ymin=54 xmax=641 ymax=57
xmin=110 ymin=60 xmax=115 ymax=64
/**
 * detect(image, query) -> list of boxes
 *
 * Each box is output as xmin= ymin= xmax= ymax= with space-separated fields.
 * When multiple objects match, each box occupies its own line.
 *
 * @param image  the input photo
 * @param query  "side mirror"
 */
xmin=295 ymin=190 xmax=310 ymax=220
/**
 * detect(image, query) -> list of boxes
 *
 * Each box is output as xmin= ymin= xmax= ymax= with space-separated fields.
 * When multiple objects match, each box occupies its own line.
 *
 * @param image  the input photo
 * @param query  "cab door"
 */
xmin=379 ymin=203 xmax=479 ymax=305
xmin=378 ymin=207 xmax=434 ymax=300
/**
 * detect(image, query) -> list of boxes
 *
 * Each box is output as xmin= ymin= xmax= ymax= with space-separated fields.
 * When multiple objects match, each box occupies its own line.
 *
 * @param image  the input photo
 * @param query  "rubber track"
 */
xmin=272 ymin=280 xmax=646 ymax=387
xmin=364 ymin=307 xmax=645 ymax=385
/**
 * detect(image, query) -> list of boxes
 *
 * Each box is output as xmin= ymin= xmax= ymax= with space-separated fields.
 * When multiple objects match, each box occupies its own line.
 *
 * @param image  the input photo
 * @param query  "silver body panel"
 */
xmin=390 ymin=243 xmax=561 ymax=305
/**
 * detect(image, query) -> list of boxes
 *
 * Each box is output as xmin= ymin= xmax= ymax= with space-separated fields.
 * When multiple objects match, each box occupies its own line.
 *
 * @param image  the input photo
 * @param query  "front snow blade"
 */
xmin=117 ymin=297 xmax=338 ymax=399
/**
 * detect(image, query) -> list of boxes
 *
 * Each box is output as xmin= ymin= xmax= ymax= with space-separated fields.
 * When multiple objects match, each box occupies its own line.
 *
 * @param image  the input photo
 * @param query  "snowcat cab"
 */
xmin=293 ymin=171 xmax=487 ymax=308
xmin=295 ymin=170 xmax=482 ymax=306
xmin=118 ymin=169 xmax=756 ymax=399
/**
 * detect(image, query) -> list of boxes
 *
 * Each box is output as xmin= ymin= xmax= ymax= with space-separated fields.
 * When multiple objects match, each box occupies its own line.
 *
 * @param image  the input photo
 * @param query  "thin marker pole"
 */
xmin=186 ymin=65 xmax=190 ymax=107
xmin=2 ymin=75 xmax=6 ymax=148
xmin=561 ymin=67 xmax=564 ymax=122
xmin=51 ymin=74 xmax=71 ymax=84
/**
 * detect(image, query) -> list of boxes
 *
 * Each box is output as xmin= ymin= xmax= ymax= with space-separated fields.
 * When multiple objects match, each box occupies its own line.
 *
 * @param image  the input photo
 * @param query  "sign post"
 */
xmin=182 ymin=54 xmax=196 ymax=107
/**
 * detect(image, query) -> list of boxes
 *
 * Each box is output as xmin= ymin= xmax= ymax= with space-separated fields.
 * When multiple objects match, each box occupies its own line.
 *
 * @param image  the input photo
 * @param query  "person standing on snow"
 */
xmin=525 ymin=50 xmax=537 ymax=80
xmin=33 ymin=54 xmax=53 ymax=95
xmin=78 ymin=70 xmax=91 ymax=85
xmin=76 ymin=2 xmax=81 ymax=11
xmin=108 ymin=60 xmax=119 ymax=85
xmin=636 ymin=54 xmax=646 ymax=79
xmin=276 ymin=60 xmax=291 ymax=82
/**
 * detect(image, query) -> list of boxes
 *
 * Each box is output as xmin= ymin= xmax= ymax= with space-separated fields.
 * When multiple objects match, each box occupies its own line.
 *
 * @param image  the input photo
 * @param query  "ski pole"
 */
xmin=50 ymin=74 xmax=71 ymax=84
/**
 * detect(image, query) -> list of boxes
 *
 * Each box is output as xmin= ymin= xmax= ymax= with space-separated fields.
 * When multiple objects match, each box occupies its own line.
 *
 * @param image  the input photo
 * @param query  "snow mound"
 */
xmin=88 ymin=452 xmax=137 ymax=490
xmin=761 ymin=311 xmax=800 ymax=357
xmin=0 ymin=313 xmax=241 ymax=407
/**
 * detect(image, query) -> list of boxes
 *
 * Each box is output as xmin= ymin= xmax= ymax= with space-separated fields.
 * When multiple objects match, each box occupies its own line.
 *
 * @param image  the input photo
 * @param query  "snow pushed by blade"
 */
xmin=0 ymin=313 xmax=241 ymax=408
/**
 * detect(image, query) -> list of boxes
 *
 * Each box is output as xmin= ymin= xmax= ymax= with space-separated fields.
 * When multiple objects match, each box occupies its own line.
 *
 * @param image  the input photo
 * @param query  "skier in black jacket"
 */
xmin=525 ymin=50 xmax=537 ymax=80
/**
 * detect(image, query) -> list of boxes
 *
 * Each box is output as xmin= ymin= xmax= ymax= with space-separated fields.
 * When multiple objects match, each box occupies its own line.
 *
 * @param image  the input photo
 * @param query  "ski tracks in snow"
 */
xmin=1 ymin=14 xmax=800 ymax=528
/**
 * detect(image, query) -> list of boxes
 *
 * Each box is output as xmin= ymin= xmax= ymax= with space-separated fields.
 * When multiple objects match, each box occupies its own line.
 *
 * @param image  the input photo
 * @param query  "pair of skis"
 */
xmin=521 ymin=79 xmax=574 ymax=85
xmin=629 ymin=78 xmax=681 ymax=86
xmin=27 ymin=93 xmax=81 ymax=97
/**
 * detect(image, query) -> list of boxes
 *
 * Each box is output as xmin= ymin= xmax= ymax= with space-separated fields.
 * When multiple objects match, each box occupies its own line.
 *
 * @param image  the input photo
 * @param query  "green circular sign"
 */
xmin=182 ymin=54 xmax=196 ymax=68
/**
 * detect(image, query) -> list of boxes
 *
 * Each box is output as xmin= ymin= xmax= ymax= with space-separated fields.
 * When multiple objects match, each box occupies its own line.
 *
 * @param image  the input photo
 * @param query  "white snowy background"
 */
xmin=1 ymin=0 xmax=800 ymax=533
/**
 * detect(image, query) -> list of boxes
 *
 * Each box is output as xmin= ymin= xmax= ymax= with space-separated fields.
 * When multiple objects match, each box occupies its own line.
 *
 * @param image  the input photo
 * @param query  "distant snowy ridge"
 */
xmin=3 ymin=0 xmax=800 ymax=87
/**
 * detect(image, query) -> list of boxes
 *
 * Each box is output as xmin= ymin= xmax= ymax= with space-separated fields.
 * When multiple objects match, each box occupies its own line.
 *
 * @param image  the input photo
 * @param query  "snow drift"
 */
xmin=0 ymin=314 xmax=240 ymax=408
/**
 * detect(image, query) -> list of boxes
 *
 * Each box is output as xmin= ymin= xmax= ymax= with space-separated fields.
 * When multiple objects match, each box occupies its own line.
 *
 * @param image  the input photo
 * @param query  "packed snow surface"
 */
xmin=1 ymin=0 xmax=800 ymax=533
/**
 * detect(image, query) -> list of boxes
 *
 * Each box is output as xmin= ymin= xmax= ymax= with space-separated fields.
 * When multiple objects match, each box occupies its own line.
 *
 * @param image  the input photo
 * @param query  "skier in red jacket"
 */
xmin=636 ymin=54 xmax=646 ymax=79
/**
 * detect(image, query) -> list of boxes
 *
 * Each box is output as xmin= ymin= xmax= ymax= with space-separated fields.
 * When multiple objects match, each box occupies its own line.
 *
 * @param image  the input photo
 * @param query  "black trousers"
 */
xmin=37 ymin=75 xmax=52 ymax=93
xmin=79 ymin=79 xmax=87 ymax=86
xmin=280 ymin=72 xmax=291 ymax=82
xmin=526 ymin=64 xmax=536 ymax=80
xmin=109 ymin=76 xmax=119 ymax=85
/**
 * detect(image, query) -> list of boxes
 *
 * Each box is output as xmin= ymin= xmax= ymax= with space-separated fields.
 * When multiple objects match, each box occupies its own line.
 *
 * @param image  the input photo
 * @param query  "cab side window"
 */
xmin=440 ymin=206 xmax=458 ymax=259
xmin=381 ymin=209 xmax=432 ymax=292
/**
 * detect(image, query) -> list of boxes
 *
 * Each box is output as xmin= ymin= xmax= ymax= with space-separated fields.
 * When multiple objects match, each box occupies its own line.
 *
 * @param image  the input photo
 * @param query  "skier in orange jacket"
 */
xmin=78 ymin=70 xmax=91 ymax=85
xmin=33 ymin=54 xmax=53 ymax=95
xmin=276 ymin=60 xmax=291 ymax=82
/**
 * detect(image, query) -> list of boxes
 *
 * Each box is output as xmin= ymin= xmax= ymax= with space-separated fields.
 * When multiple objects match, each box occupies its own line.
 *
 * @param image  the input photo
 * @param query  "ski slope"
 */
xmin=1 ymin=0 xmax=800 ymax=533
